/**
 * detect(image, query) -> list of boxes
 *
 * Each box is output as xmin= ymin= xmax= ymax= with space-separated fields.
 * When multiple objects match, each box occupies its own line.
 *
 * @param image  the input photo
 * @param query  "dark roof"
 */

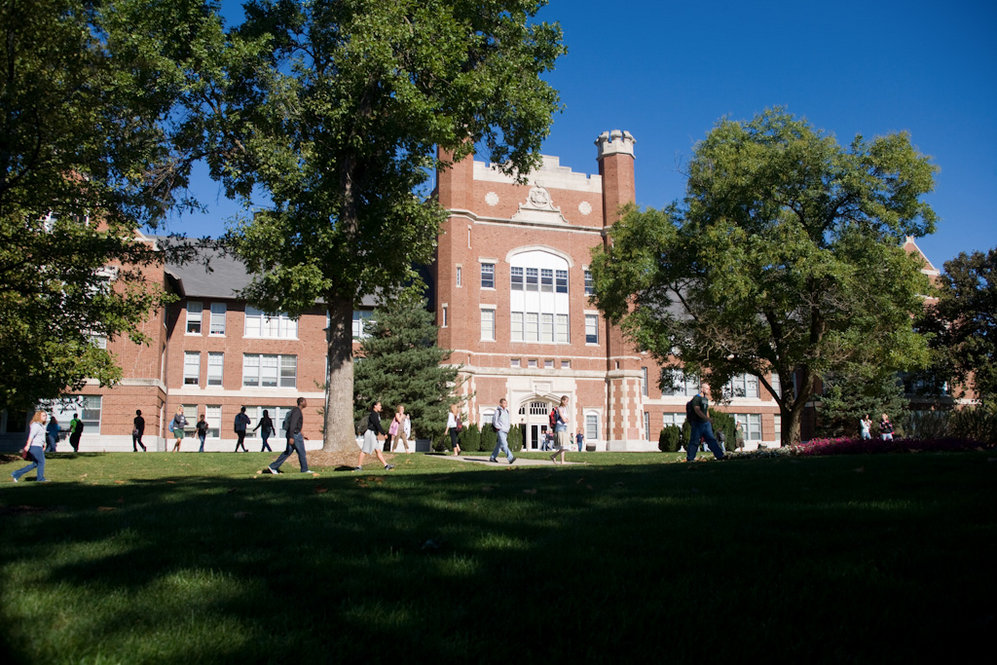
xmin=152 ymin=236 xmax=378 ymax=306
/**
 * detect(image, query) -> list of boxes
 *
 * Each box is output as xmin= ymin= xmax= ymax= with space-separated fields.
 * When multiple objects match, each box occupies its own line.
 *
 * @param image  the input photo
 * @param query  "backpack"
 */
xmin=355 ymin=415 xmax=367 ymax=436
xmin=549 ymin=408 xmax=560 ymax=429
xmin=685 ymin=399 xmax=695 ymax=421
xmin=282 ymin=409 xmax=293 ymax=433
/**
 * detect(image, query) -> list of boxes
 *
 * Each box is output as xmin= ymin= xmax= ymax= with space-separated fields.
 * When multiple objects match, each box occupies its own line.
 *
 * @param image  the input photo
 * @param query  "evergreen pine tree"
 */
xmin=353 ymin=297 xmax=460 ymax=445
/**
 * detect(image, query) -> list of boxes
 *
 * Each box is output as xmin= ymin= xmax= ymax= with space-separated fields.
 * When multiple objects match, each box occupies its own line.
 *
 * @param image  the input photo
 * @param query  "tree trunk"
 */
xmin=323 ymin=293 xmax=356 ymax=452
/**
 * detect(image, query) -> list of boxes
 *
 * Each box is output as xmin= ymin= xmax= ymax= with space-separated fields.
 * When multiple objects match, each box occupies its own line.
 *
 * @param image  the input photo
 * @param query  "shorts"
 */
xmin=174 ymin=428 xmax=185 ymax=439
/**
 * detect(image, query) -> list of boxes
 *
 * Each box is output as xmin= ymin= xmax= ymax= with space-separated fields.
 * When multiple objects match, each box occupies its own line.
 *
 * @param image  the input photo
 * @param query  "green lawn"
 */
xmin=2 ymin=451 xmax=994 ymax=664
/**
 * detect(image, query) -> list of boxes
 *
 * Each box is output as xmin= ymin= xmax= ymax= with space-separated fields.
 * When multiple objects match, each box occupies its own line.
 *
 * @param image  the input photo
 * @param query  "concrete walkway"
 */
xmin=432 ymin=453 xmax=582 ymax=466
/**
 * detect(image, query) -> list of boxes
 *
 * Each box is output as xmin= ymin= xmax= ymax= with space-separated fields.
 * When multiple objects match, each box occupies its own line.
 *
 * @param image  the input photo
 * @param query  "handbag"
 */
xmin=388 ymin=420 xmax=399 ymax=436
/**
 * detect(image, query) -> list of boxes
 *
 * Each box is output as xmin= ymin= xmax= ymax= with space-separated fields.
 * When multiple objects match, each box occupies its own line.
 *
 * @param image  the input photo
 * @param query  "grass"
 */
xmin=1 ymin=450 xmax=995 ymax=664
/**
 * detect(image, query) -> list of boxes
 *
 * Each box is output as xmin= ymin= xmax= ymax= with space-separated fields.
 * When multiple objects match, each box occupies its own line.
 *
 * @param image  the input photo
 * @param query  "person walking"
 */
xmin=860 ymin=414 xmax=872 ymax=440
xmin=880 ymin=413 xmax=895 ymax=441
xmin=170 ymin=407 xmax=187 ymax=452
xmin=488 ymin=398 xmax=516 ymax=464
xmin=357 ymin=401 xmax=394 ymax=471
xmin=68 ymin=412 xmax=83 ymax=452
xmin=12 ymin=411 xmax=50 ymax=483
xmin=266 ymin=397 xmax=312 ymax=474
xmin=45 ymin=415 xmax=60 ymax=453
xmin=390 ymin=404 xmax=410 ymax=454
xmin=132 ymin=410 xmax=146 ymax=452
xmin=445 ymin=403 xmax=462 ymax=456
xmin=735 ymin=422 xmax=746 ymax=450
xmin=576 ymin=429 xmax=584 ymax=452
xmin=253 ymin=409 xmax=275 ymax=452
xmin=196 ymin=414 xmax=209 ymax=452
xmin=685 ymin=383 xmax=726 ymax=461
xmin=233 ymin=406 xmax=250 ymax=452
xmin=549 ymin=395 xmax=571 ymax=464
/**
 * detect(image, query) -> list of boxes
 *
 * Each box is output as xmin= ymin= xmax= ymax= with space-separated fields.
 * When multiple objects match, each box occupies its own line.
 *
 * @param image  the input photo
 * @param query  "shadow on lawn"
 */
xmin=1 ymin=458 xmax=995 ymax=664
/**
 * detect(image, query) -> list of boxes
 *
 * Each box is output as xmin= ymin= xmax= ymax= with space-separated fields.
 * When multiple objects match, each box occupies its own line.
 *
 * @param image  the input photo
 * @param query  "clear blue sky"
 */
xmin=167 ymin=0 xmax=997 ymax=269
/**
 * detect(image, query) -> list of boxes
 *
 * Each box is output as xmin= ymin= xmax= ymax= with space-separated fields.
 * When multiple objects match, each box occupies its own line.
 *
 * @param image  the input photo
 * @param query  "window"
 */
xmin=206 ymin=405 xmax=221 ymax=439
xmin=584 ymin=269 xmax=594 ymax=296
xmin=441 ymin=305 xmax=448 ymax=328
xmin=511 ymin=266 xmax=523 ymax=290
xmin=481 ymin=308 xmax=495 ymax=341
xmin=726 ymin=373 xmax=760 ymax=399
xmin=770 ymin=373 xmax=781 ymax=398
xmin=184 ymin=352 xmax=200 ymax=385
xmin=481 ymin=263 xmax=495 ymax=289
xmin=644 ymin=412 xmax=650 ymax=440
xmin=525 ymin=267 xmax=538 ymax=291
xmin=662 ymin=412 xmax=683 ymax=428
xmin=585 ymin=413 xmax=599 ymax=441
xmin=181 ymin=404 xmax=197 ymax=433
xmin=209 ymin=302 xmax=226 ymax=336
xmin=527 ymin=359 xmax=538 ymax=368
xmin=243 ymin=405 xmax=293 ymax=440
xmin=734 ymin=413 xmax=762 ymax=442
xmin=243 ymin=354 xmax=297 ymax=388
xmin=207 ymin=352 xmax=224 ymax=386
xmin=244 ymin=307 xmax=298 ymax=339
xmin=540 ymin=268 xmax=553 ymax=292
xmin=544 ymin=359 xmax=554 ymax=368
xmin=556 ymin=314 xmax=569 ymax=343
xmin=510 ymin=358 xmax=521 ymax=368
xmin=641 ymin=367 xmax=649 ymax=396
xmin=186 ymin=301 xmax=203 ymax=334
xmin=44 ymin=395 xmax=102 ymax=435
xmin=555 ymin=269 xmax=568 ymax=294
xmin=561 ymin=359 xmax=571 ymax=369
xmin=663 ymin=371 xmax=699 ymax=397
xmin=456 ymin=265 xmax=462 ymax=287
xmin=774 ymin=415 xmax=781 ymax=443
xmin=585 ymin=314 xmax=599 ymax=344
xmin=352 ymin=310 xmax=374 ymax=339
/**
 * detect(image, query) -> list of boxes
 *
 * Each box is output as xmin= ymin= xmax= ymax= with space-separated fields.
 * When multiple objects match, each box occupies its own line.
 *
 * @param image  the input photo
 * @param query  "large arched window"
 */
xmin=508 ymin=249 xmax=569 ymax=343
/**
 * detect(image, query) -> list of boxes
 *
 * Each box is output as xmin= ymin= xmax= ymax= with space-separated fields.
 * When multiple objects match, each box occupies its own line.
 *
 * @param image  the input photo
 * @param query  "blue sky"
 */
xmin=168 ymin=0 xmax=997 ymax=269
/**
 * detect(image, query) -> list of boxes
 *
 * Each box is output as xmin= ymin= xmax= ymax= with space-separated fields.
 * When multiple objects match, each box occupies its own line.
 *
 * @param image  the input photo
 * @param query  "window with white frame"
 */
xmin=509 ymin=250 xmax=570 ymax=344
xmin=181 ymin=404 xmax=197 ymax=432
xmin=584 ymin=269 xmax=594 ymax=296
xmin=734 ymin=413 xmax=762 ymax=442
xmin=184 ymin=352 xmax=200 ymax=385
xmin=544 ymin=359 xmax=554 ymax=368
xmin=442 ymin=305 xmax=448 ymax=328
xmin=510 ymin=358 xmax=520 ymax=368
xmin=774 ymin=415 xmax=781 ymax=443
xmin=480 ymin=308 xmax=495 ymax=341
xmin=644 ymin=412 xmax=650 ymax=440
xmin=205 ymin=405 xmax=221 ymax=438
xmin=725 ymin=373 xmax=760 ymax=399
xmin=481 ymin=262 xmax=495 ymax=289
xmin=242 ymin=354 xmax=297 ymax=388
xmin=352 ymin=310 xmax=374 ymax=339
xmin=244 ymin=306 xmax=298 ymax=339
xmin=585 ymin=413 xmax=599 ymax=441
xmin=561 ymin=359 xmax=571 ymax=369
xmin=527 ymin=359 xmax=537 ymax=368
xmin=769 ymin=373 xmax=781 ymax=398
xmin=662 ymin=370 xmax=699 ymax=397
xmin=209 ymin=302 xmax=226 ymax=335
xmin=242 ymin=405 xmax=293 ymax=440
xmin=662 ymin=412 xmax=684 ymax=429
xmin=585 ymin=314 xmax=599 ymax=344
xmin=207 ymin=352 xmax=224 ymax=386
xmin=186 ymin=301 xmax=203 ymax=334
xmin=641 ymin=367 xmax=649 ymax=396
xmin=44 ymin=395 xmax=102 ymax=435
xmin=456 ymin=265 xmax=462 ymax=287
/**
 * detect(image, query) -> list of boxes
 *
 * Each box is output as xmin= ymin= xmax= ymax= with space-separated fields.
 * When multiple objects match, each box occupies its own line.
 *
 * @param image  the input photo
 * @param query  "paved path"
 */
xmin=432 ymin=454 xmax=582 ymax=467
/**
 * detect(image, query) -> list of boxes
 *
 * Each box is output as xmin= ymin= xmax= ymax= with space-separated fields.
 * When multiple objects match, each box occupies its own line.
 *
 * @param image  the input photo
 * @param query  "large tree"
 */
xmin=0 ymin=0 xmax=224 ymax=410
xmin=920 ymin=249 xmax=997 ymax=404
xmin=214 ymin=0 xmax=564 ymax=451
xmin=353 ymin=295 xmax=460 ymax=442
xmin=591 ymin=109 xmax=937 ymax=445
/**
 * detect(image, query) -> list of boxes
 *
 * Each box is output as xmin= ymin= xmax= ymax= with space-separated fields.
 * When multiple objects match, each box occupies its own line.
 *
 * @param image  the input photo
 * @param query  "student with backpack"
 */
xmin=685 ymin=383 xmax=726 ymax=462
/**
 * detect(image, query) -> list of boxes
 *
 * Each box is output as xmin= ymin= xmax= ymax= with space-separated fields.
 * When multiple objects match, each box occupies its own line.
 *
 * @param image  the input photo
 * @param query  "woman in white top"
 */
xmin=445 ymin=403 xmax=461 ymax=456
xmin=12 ymin=411 xmax=50 ymax=483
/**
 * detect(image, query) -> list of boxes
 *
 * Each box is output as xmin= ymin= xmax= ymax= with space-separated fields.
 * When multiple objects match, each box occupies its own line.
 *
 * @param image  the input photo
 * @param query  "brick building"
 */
xmin=1 ymin=130 xmax=948 ymax=452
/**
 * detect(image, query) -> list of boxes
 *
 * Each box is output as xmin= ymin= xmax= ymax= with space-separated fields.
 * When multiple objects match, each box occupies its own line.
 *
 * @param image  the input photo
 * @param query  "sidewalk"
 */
xmin=434 ymin=454 xmax=582 ymax=466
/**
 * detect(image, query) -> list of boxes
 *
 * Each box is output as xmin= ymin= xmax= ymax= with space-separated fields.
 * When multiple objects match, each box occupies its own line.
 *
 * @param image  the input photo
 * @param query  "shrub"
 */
xmin=459 ymin=423 xmax=480 ymax=452
xmin=710 ymin=408 xmax=736 ymax=452
xmin=479 ymin=422 xmax=497 ymax=451
xmin=658 ymin=426 xmax=681 ymax=452
xmin=508 ymin=425 xmax=523 ymax=452
xmin=949 ymin=407 xmax=997 ymax=444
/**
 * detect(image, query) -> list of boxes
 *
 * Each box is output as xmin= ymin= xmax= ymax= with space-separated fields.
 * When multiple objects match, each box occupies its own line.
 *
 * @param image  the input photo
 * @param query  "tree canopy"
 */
xmin=212 ymin=0 xmax=564 ymax=451
xmin=0 ymin=0 xmax=224 ymax=410
xmin=590 ymin=109 xmax=937 ymax=444
xmin=920 ymin=248 xmax=997 ymax=404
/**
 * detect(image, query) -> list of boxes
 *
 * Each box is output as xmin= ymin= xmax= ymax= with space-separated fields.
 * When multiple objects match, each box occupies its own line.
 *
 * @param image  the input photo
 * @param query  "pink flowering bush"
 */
xmin=791 ymin=436 xmax=990 ymax=456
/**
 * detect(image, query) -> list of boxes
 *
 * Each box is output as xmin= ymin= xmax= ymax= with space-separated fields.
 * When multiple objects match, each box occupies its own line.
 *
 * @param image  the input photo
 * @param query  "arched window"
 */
xmin=508 ymin=249 xmax=569 ymax=343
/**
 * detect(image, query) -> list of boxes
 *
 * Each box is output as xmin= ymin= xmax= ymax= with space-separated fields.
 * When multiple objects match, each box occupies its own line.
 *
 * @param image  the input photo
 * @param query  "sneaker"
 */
xmin=265 ymin=467 xmax=279 ymax=474
xmin=488 ymin=458 xmax=497 ymax=463
xmin=509 ymin=457 xmax=516 ymax=465
xmin=384 ymin=464 xmax=394 ymax=470
xmin=11 ymin=474 xmax=18 ymax=483
xmin=354 ymin=466 xmax=363 ymax=471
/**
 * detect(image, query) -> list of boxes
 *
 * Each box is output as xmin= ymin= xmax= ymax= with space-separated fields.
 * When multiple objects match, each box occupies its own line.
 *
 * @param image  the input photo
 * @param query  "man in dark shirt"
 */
xmin=234 ymin=406 xmax=250 ymax=452
xmin=132 ymin=410 xmax=146 ymax=452
xmin=686 ymin=383 xmax=726 ymax=462
xmin=266 ymin=397 xmax=312 ymax=474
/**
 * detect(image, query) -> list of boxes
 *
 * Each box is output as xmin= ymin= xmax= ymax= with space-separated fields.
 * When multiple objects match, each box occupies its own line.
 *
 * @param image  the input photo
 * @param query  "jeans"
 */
xmin=269 ymin=433 xmax=308 ymax=472
xmin=491 ymin=430 xmax=514 ymax=461
xmin=198 ymin=433 xmax=206 ymax=452
xmin=13 ymin=445 xmax=46 ymax=482
xmin=687 ymin=420 xmax=725 ymax=461
xmin=132 ymin=432 xmax=145 ymax=451
xmin=260 ymin=433 xmax=272 ymax=452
